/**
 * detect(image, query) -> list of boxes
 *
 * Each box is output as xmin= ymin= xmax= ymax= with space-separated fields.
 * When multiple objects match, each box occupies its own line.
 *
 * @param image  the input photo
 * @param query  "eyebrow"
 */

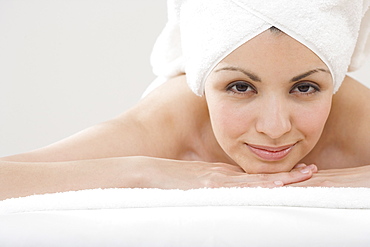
xmin=214 ymin=66 xmax=262 ymax=82
xmin=290 ymin=68 xmax=330 ymax=82
xmin=214 ymin=66 xmax=330 ymax=83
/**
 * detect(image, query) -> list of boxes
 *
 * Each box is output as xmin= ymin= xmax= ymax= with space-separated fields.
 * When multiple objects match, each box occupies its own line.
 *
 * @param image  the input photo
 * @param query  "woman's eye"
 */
xmin=227 ymin=81 xmax=256 ymax=94
xmin=291 ymin=82 xmax=320 ymax=95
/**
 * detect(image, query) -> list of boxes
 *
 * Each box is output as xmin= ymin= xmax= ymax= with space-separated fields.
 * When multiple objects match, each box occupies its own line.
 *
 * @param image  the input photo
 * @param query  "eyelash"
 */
xmin=226 ymin=81 xmax=321 ymax=96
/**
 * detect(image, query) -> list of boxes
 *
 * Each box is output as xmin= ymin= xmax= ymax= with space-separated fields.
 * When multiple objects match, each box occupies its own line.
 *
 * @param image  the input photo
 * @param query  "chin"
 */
xmin=237 ymin=159 xmax=296 ymax=174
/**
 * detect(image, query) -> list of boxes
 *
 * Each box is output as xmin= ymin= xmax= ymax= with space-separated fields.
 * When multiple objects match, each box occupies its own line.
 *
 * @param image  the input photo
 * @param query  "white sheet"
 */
xmin=1 ymin=187 xmax=370 ymax=246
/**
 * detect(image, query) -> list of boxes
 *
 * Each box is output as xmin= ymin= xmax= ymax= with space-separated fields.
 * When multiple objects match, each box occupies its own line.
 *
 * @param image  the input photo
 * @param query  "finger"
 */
xmin=308 ymin=164 xmax=318 ymax=173
xmin=283 ymin=166 xmax=315 ymax=184
xmin=292 ymin=163 xmax=307 ymax=169
xmin=292 ymin=163 xmax=318 ymax=173
xmin=224 ymin=166 xmax=312 ymax=186
xmin=251 ymin=166 xmax=314 ymax=185
xmin=226 ymin=180 xmax=284 ymax=189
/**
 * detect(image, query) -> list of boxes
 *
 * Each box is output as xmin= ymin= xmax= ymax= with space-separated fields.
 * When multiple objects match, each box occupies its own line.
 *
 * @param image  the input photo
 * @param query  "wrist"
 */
xmin=106 ymin=156 xmax=148 ymax=189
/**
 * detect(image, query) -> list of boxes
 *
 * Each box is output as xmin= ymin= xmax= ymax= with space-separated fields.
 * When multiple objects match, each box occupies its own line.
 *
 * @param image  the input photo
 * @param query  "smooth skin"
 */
xmin=1 ymin=30 xmax=369 ymax=200
xmin=205 ymin=30 xmax=334 ymax=174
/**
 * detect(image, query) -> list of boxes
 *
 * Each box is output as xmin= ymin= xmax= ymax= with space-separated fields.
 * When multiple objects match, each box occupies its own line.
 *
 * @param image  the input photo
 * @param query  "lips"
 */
xmin=246 ymin=143 xmax=296 ymax=161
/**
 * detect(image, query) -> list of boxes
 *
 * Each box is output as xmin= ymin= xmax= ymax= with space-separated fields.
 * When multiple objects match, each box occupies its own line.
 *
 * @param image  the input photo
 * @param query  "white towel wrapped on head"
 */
xmin=148 ymin=0 xmax=370 ymax=96
xmin=350 ymin=4 xmax=370 ymax=71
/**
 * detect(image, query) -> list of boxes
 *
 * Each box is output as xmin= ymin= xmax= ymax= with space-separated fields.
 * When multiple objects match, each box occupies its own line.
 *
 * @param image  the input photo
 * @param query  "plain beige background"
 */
xmin=1 ymin=0 xmax=369 ymax=157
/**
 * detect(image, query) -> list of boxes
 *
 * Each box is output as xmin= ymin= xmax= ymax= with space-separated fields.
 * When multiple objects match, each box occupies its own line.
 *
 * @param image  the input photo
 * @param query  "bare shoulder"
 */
xmin=137 ymin=75 xmax=207 ymax=115
xmin=132 ymin=75 xmax=210 ymax=157
xmin=302 ymin=76 xmax=370 ymax=168
xmin=331 ymin=76 xmax=370 ymax=132
xmin=0 ymin=111 xmax=150 ymax=162
xmin=0 ymin=75 xmax=207 ymax=162
xmin=333 ymin=76 xmax=370 ymax=112
xmin=324 ymin=76 xmax=370 ymax=166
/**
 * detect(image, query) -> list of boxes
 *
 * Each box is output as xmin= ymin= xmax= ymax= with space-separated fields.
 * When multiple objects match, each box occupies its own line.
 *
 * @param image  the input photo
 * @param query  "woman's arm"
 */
xmin=0 ymin=158 xmax=134 ymax=200
xmin=0 ymin=156 xmax=316 ymax=200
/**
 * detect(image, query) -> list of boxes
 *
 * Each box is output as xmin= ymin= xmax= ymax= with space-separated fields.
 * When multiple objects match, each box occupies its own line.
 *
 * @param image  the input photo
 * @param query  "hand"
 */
xmin=134 ymin=157 xmax=317 ymax=189
xmin=289 ymin=165 xmax=370 ymax=187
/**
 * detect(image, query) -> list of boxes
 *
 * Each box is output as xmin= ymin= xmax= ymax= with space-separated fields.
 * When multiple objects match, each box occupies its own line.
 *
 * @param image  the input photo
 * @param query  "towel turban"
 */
xmin=150 ymin=0 xmax=370 ymax=95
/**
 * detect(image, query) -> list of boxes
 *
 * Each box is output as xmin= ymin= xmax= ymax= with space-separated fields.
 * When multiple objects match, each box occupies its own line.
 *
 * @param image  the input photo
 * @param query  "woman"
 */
xmin=1 ymin=0 xmax=370 ymax=200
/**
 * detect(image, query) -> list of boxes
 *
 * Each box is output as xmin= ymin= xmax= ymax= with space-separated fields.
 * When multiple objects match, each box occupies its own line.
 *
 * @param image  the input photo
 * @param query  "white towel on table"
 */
xmin=1 ymin=187 xmax=370 ymax=214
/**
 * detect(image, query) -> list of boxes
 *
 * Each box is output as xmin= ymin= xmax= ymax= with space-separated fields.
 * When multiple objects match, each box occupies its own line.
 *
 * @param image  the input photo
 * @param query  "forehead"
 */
xmin=215 ymin=29 xmax=329 ymax=73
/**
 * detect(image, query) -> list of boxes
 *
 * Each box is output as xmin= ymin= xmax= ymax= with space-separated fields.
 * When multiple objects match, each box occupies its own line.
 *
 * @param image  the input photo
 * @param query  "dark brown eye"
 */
xmin=227 ymin=81 xmax=256 ymax=94
xmin=297 ymin=85 xmax=310 ymax=92
xmin=235 ymin=83 xmax=249 ymax=92
xmin=291 ymin=82 xmax=320 ymax=95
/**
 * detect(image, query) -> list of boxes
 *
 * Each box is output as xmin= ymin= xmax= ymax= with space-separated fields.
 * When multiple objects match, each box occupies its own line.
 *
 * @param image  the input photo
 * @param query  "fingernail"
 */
xmin=309 ymin=164 xmax=318 ymax=172
xmin=295 ymin=163 xmax=306 ymax=168
xmin=274 ymin=181 xmax=284 ymax=186
xmin=300 ymin=167 xmax=310 ymax=174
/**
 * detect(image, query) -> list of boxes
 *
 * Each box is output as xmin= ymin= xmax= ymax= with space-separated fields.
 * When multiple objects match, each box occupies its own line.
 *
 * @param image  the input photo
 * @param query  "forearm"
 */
xmin=0 ymin=156 xmax=317 ymax=200
xmin=0 ymin=157 xmax=142 ymax=200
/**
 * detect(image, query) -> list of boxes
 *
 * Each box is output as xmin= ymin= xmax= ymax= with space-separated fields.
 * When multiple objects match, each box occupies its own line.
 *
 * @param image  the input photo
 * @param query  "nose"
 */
xmin=255 ymin=96 xmax=292 ymax=139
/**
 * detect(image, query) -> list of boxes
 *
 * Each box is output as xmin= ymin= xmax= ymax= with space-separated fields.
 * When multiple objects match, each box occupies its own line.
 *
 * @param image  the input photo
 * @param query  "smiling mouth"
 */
xmin=246 ymin=143 xmax=296 ymax=161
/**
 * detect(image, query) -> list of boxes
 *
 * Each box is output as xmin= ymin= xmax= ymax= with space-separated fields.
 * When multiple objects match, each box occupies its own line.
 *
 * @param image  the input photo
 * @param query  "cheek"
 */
xmin=208 ymin=100 xmax=254 ymax=142
xmin=208 ymin=103 xmax=233 ymax=138
xmin=294 ymin=99 xmax=332 ymax=142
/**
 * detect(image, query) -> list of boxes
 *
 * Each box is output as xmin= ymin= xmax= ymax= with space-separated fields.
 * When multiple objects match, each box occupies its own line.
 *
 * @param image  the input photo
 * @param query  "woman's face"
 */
xmin=204 ymin=30 xmax=334 ymax=174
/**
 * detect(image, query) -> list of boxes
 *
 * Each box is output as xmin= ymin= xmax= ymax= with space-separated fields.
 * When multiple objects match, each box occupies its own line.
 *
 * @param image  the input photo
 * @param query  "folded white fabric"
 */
xmin=150 ymin=0 xmax=370 ymax=96
xmin=350 ymin=4 xmax=370 ymax=71
xmin=1 ymin=187 xmax=370 ymax=214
